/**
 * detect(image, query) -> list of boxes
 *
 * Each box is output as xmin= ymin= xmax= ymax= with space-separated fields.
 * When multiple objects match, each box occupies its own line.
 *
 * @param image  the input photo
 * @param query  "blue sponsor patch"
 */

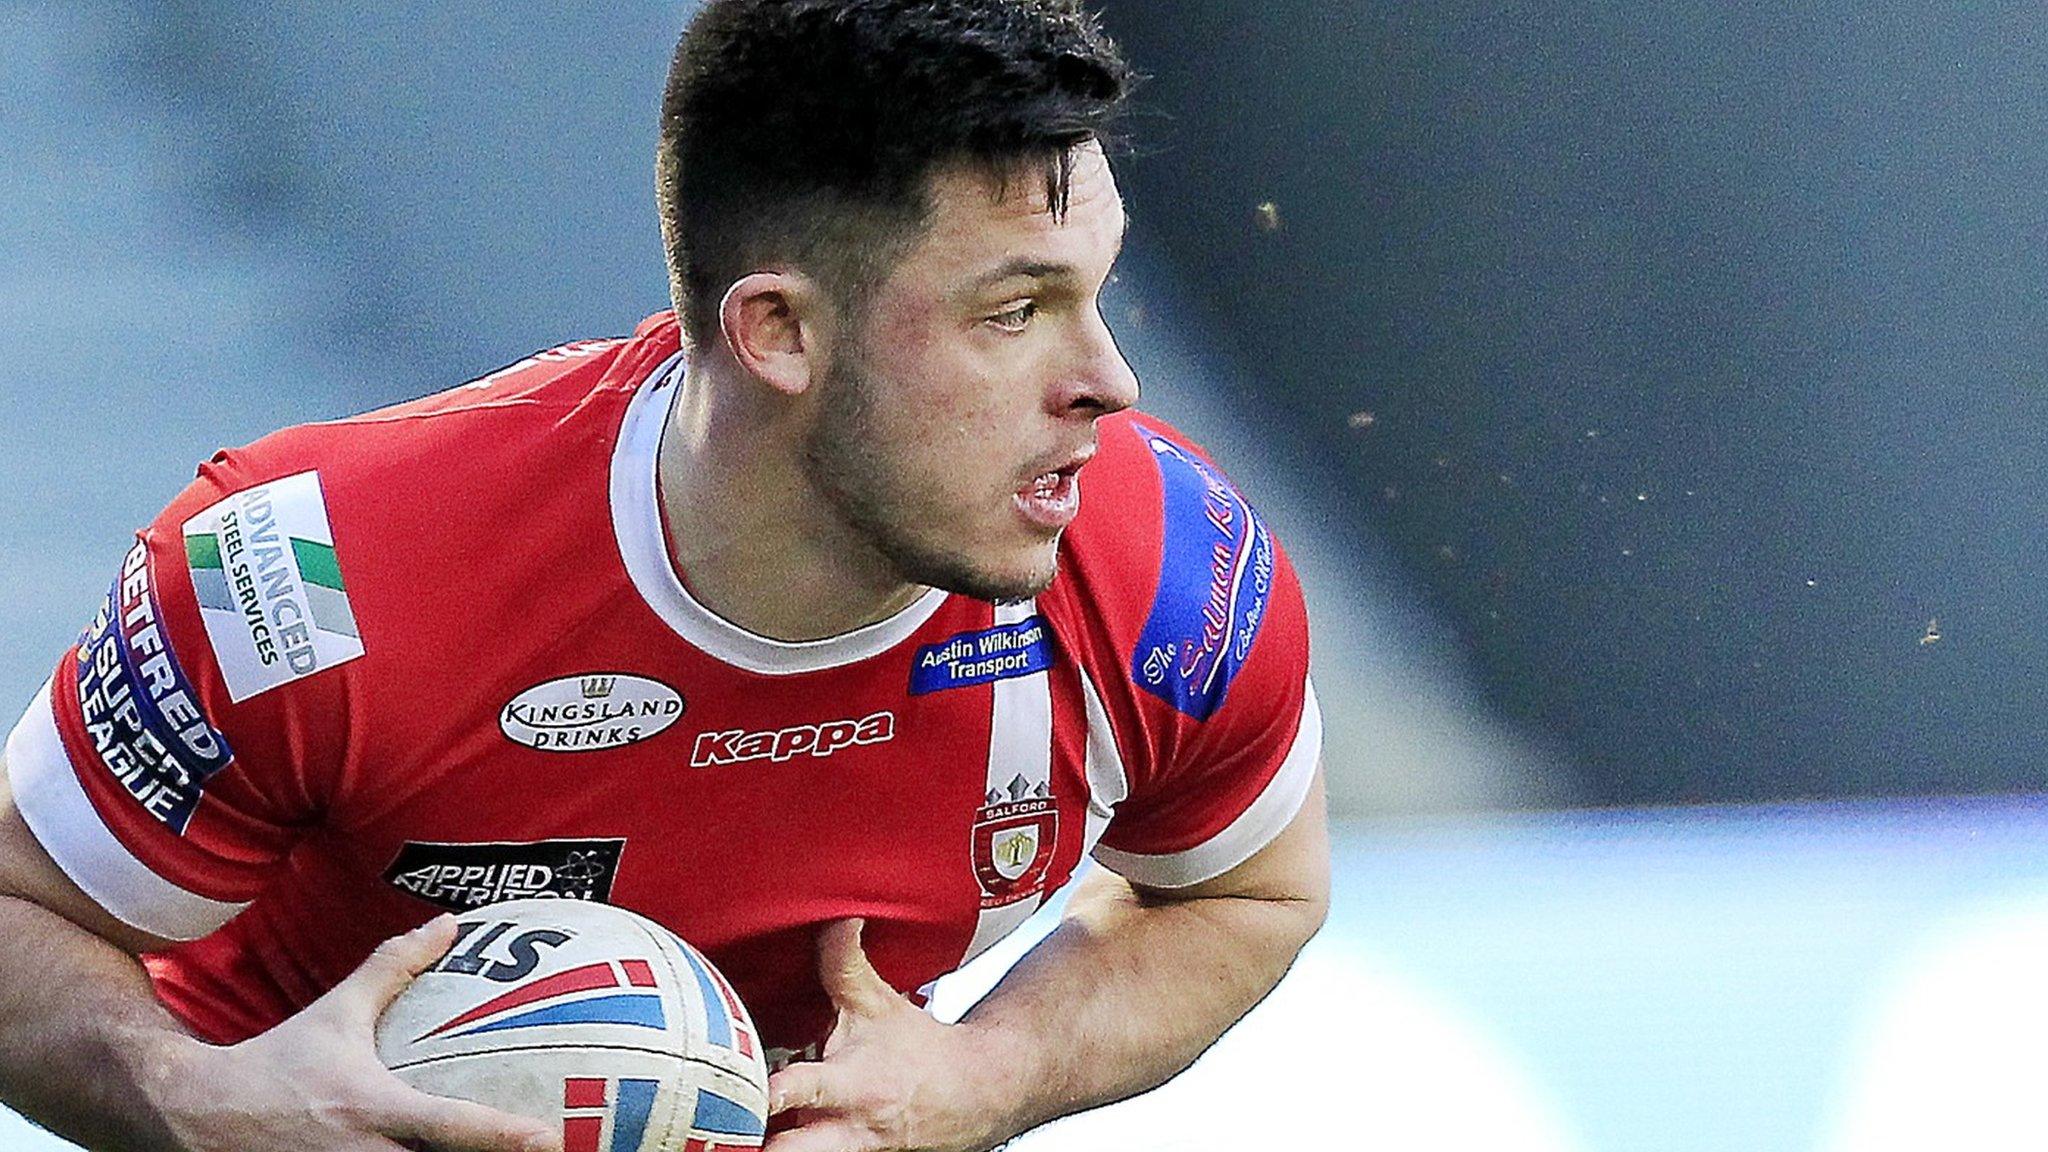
xmin=910 ymin=617 xmax=1054 ymax=695
xmin=73 ymin=539 xmax=233 ymax=834
xmin=1130 ymin=427 xmax=1276 ymax=720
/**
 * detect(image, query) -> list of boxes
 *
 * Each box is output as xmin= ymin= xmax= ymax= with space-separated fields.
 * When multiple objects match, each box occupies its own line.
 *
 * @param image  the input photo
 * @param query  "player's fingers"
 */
xmin=374 ymin=1086 xmax=561 ymax=1152
xmin=767 ymin=1061 xmax=860 ymax=1117
xmin=324 ymin=914 xmax=459 ymax=1021
xmin=762 ymin=1116 xmax=873 ymax=1152
xmin=814 ymin=919 xmax=897 ymax=1018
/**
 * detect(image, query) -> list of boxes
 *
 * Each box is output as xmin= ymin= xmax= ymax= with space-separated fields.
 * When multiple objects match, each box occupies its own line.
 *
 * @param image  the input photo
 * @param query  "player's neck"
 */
xmin=655 ymin=366 xmax=928 ymax=643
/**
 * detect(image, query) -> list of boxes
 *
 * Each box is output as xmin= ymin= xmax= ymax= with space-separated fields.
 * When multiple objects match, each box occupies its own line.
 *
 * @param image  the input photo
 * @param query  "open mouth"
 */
xmin=1015 ymin=461 xmax=1085 ymax=530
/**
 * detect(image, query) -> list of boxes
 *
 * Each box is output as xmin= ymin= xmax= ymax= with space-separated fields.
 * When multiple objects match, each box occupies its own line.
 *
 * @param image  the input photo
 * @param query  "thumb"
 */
xmin=815 ymin=919 xmax=899 ymax=1019
xmin=376 ymin=1086 xmax=562 ymax=1152
xmin=323 ymin=914 xmax=460 ymax=1024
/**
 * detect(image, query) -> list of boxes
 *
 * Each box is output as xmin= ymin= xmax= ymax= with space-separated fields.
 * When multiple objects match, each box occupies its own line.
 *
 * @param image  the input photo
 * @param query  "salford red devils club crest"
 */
xmin=972 ymin=775 xmax=1058 ymax=908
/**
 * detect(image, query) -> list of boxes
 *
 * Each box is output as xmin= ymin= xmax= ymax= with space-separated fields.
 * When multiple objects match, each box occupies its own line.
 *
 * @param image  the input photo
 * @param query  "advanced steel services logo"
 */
xmin=182 ymin=470 xmax=364 ymax=703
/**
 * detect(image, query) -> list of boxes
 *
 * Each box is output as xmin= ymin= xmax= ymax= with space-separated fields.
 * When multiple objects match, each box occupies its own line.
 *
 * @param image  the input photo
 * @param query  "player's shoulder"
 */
xmin=148 ymin=313 xmax=683 ymax=688
xmin=1045 ymin=410 xmax=1289 ymax=719
xmin=245 ymin=311 xmax=681 ymax=476
xmin=181 ymin=311 xmax=680 ymax=545
xmin=1058 ymin=408 xmax=1282 ymax=581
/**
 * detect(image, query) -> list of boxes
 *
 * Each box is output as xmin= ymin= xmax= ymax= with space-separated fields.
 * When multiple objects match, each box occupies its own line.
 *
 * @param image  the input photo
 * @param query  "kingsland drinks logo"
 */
xmin=182 ymin=471 xmax=364 ymax=702
xmin=1130 ymin=427 xmax=1275 ymax=720
xmin=500 ymin=674 xmax=685 ymax=752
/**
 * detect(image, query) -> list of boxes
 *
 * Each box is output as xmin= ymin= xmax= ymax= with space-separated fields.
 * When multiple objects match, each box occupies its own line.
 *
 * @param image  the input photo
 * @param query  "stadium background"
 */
xmin=4 ymin=1 xmax=2045 ymax=1147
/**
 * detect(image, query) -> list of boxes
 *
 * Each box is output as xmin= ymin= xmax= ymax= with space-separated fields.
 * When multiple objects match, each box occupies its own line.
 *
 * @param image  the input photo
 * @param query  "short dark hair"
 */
xmin=657 ymin=0 xmax=1134 ymax=347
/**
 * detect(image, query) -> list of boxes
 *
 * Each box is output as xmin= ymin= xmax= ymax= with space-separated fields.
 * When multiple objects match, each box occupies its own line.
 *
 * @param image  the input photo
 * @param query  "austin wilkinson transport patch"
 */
xmin=909 ymin=616 xmax=1054 ymax=695
xmin=182 ymin=470 xmax=363 ymax=702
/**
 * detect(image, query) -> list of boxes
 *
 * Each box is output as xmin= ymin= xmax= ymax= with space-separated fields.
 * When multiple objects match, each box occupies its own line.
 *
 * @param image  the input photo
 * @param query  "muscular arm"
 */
xmin=963 ymin=767 xmax=1331 ymax=1135
xmin=767 ymin=767 xmax=1331 ymax=1151
xmin=0 ymin=750 xmax=204 ymax=1151
xmin=0 ymin=752 xmax=557 ymax=1152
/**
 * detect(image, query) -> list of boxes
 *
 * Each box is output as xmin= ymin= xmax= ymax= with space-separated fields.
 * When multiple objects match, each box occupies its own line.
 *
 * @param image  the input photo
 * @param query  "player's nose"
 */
xmin=1058 ymin=306 xmax=1140 ymax=417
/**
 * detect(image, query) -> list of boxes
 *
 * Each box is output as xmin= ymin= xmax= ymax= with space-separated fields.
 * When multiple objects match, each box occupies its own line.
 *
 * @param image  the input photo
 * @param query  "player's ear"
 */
xmin=718 ymin=271 xmax=832 ymax=398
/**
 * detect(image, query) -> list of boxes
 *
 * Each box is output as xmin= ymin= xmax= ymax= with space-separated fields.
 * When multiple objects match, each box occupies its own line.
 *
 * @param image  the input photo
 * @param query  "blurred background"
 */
xmin=5 ymin=1 xmax=2047 ymax=1148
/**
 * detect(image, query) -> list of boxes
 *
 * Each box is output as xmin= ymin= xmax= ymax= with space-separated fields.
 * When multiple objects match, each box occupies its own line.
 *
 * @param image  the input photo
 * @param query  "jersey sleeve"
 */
xmin=3 ymin=456 xmax=359 ymax=941
xmin=1084 ymin=420 xmax=1322 ymax=890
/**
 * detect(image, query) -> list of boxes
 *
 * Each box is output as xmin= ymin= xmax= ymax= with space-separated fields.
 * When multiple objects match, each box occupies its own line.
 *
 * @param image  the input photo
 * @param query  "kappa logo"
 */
xmin=688 ymin=711 xmax=895 ymax=768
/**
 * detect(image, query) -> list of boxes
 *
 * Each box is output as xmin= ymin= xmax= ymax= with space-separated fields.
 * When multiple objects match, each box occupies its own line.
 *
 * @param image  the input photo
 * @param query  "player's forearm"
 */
xmin=956 ymin=868 xmax=1326 ymax=1136
xmin=0 ymin=894 xmax=207 ymax=1152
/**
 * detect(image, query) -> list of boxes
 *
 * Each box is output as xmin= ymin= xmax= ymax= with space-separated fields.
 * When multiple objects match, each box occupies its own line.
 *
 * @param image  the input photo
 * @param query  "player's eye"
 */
xmin=988 ymin=300 xmax=1038 ymax=333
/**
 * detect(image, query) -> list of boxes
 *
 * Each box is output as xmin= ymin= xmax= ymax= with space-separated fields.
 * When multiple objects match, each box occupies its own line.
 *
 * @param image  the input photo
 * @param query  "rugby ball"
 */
xmin=375 ymin=899 xmax=769 ymax=1152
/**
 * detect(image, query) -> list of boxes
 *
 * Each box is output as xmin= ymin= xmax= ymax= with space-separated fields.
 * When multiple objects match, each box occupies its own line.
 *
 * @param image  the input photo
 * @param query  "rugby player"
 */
xmin=0 ymin=2 xmax=1330 ymax=1150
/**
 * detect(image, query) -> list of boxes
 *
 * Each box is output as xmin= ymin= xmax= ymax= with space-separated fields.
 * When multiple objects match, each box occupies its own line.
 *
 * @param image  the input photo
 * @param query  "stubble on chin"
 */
xmin=802 ymin=357 xmax=1059 ymax=605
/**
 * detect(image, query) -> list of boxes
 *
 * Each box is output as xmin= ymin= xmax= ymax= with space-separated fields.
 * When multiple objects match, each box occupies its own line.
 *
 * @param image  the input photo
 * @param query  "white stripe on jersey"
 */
xmin=1077 ymin=666 xmax=1130 ymax=860
xmin=5 ymin=680 xmax=249 ymax=941
xmin=1091 ymin=677 xmax=1323 ymax=890
xmin=958 ymin=600 xmax=1057 ymax=965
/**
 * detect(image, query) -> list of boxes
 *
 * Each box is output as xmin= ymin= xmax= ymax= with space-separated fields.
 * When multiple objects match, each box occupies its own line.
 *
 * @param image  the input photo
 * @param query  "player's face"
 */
xmin=803 ymin=141 xmax=1139 ymax=603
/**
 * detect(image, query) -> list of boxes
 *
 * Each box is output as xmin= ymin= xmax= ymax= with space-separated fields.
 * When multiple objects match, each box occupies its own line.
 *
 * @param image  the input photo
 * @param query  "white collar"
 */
xmin=608 ymin=353 xmax=949 ymax=675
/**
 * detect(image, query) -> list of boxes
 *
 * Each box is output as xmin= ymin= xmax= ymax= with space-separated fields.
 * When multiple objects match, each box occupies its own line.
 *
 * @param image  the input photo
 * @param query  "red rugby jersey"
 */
xmin=4 ymin=312 xmax=1319 ymax=1057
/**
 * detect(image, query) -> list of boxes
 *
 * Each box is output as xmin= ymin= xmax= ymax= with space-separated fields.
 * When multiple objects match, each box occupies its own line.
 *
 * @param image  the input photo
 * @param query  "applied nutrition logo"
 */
xmin=182 ymin=470 xmax=363 ymax=701
xmin=383 ymin=839 xmax=627 ymax=911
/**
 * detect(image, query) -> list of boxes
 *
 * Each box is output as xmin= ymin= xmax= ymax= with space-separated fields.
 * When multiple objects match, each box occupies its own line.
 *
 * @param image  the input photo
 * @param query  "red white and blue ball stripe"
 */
xmin=420 ymin=959 xmax=666 ymax=1040
xmin=562 ymin=1075 xmax=765 ymax=1152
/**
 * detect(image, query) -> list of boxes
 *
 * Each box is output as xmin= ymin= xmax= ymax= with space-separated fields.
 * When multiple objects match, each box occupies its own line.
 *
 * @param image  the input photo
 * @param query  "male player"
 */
xmin=0 ymin=3 xmax=1329 ymax=1150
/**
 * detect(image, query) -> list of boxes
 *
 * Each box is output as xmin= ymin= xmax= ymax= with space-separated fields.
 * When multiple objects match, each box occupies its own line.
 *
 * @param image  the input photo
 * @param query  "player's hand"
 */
xmin=764 ymin=919 xmax=1014 ymax=1152
xmin=154 ymin=915 xmax=562 ymax=1152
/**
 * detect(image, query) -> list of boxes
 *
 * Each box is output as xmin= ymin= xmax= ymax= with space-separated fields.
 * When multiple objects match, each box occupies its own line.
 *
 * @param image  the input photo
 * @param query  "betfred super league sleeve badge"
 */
xmin=71 ymin=537 xmax=236 ymax=833
xmin=180 ymin=471 xmax=364 ymax=702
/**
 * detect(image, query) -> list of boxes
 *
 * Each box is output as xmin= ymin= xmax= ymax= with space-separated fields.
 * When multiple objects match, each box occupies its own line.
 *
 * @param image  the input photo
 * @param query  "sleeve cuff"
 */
xmin=1092 ymin=677 xmax=1322 ymax=889
xmin=6 ymin=680 xmax=247 ymax=942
